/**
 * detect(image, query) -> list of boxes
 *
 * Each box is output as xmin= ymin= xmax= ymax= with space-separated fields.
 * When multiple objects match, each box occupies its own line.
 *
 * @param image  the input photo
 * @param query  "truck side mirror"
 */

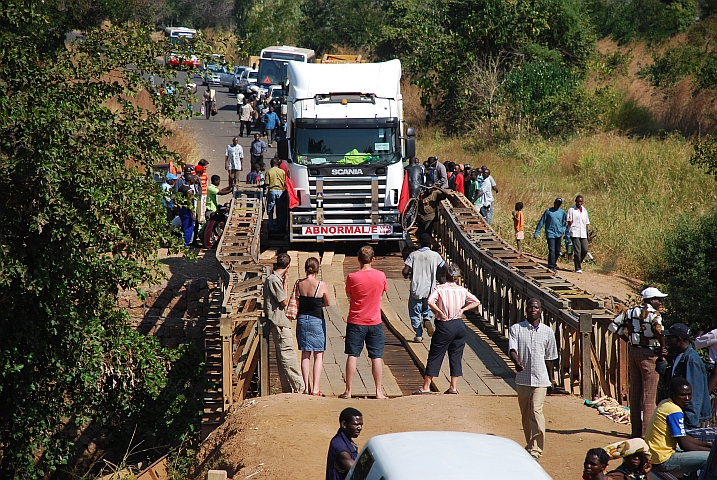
xmin=277 ymin=138 xmax=289 ymax=160
xmin=406 ymin=127 xmax=416 ymax=137
xmin=405 ymin=138 xmax=416 ymax=159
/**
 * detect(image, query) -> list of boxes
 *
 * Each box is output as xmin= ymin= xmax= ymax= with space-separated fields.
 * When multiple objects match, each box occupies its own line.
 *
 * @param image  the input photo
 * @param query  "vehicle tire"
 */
xmin=203 ymin=220 xmax=225 ymax=249
xmin=401 ymin=198 xmax=419 ymax=231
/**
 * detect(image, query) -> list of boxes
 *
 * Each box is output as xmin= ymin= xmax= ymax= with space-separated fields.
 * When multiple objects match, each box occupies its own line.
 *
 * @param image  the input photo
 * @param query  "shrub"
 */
xmin=648 ymin=210 xmax=717 ymax=330
xmin=587 ymin=0 xmax=697 ymax=42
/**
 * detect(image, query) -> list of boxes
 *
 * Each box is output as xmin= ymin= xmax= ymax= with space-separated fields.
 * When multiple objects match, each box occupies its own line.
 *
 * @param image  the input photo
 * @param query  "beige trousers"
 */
xmin=271 ymin=325 xmax=304 ymax=393
xmin=516 ymin=384 xmax=548 ymax=458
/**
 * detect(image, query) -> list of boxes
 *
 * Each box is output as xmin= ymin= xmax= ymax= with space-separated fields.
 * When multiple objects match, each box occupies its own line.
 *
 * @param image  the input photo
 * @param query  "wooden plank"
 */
xmin=259 ymin=248 xmax=277 ymax=260
xmin=321 ymin=251 xmax=334 ymax=266
xmin=381 ymin=363 xmax=403 ymax=397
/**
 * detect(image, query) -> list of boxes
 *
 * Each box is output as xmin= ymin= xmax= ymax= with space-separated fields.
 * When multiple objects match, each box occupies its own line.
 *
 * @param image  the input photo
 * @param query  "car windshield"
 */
xmin=248 ymin=71 xmax=258 ymax=80
xmin=294 ymin=127 xmax=399 ymax=165
xmin=207 ymin=64 xmax=223 ymax=72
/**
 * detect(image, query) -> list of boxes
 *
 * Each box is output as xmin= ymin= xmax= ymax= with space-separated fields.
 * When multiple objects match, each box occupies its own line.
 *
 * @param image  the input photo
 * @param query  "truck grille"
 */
xmin=308 ymin=175 xmax=387 ymax=222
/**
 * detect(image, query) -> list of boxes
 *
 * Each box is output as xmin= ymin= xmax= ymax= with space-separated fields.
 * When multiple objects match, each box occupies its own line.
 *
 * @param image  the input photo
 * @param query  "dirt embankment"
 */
xmin=192 ymin=393 xmax=630 ymax=480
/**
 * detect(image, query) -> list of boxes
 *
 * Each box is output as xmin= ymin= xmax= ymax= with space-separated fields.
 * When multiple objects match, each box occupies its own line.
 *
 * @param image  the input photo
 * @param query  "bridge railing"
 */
xmin=202 ymin=186 xmax=265 ymax=438
xmin=435 ymin=193 xmax=628 ymax=403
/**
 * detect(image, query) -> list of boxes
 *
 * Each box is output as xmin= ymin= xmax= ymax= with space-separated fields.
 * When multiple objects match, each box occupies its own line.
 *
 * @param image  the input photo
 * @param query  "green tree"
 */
xmin=376 ymin=0 xmax=596 ymax=134
xmin=586 ymin=0 xmax=697 ymax=42
xmin=240 ymin=0 xmax=305 ymax=54
xmin=0 ymin=1 xmax=201 ymax=476
xmin=300 ymin=0 xmax=385 ymax=54
xmin=649 ymin=211 xmax=717 ymax=331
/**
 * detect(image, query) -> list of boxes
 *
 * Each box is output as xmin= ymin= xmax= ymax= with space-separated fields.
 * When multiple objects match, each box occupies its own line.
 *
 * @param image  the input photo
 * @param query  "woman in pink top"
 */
xmin=412 ymin=263 xmax=480 ymax=395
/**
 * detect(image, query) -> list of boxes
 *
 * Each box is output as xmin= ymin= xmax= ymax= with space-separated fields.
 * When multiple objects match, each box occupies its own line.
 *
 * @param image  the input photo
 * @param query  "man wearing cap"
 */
xmin=608 ymin=287 xmax=668 ymax=438
xmin=534 ymin=198 xmax=567 ymax=271
xmin=656 ymin=323 xmax=711 ymax=429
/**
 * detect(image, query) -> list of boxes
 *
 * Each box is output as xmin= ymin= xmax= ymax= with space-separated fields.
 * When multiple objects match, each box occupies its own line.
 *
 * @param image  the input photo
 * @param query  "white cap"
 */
xmin=641 ymin=287 xmax=667 ymax=299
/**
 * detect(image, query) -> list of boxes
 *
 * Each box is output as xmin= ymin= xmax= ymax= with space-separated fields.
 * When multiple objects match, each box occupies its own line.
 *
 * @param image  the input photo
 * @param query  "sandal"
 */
xmin=312 ymin=391 xmax=326 ymax=397
xmin=412 ymin=389 xmax=432 ymax=395
xmin=444 ymin=389 xmax=459 ymax=394
xmin=338 ymin=393 xmax=351 ymax=399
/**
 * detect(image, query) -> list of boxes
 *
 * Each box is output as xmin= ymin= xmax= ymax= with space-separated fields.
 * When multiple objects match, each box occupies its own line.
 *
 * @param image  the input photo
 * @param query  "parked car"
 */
xmin=219 ymin=65 xmax=250 ymax=93
xmin=167 ymin=52 xmax=201 ymax=69
xmin=202 ymin=64 xmax=226 ymax=86
xmin=245 ymin=69 xmax=258 ymax=91
xmin=235 ymin=68 xmax=257 ymax=94
xmin=346 ymin=432 xmax=553 ymax=480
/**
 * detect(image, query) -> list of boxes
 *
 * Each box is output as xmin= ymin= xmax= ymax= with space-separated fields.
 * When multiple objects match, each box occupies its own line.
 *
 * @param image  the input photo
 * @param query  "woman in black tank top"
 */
xmin=294 ymin=257 xmax=330 ymax=396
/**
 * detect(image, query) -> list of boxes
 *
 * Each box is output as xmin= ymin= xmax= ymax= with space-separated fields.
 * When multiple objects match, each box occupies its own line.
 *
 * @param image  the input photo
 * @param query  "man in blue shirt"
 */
xmin=533 ymin=198 xmax=567 ymax=270
xmin=263 ymin=106 xmax=281 ymax=147
xmin=657 ymin=323 xmax=712 ymax=429
xmin=326 ymin=407 xmax=363 ymax=480
xmin=250 ymin=133 xmax=267 ymax=167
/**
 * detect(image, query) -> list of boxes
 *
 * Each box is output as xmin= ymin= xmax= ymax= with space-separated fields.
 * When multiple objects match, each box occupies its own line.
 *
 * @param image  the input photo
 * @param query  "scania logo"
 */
xmin=331 ymin=168 xmax=363 ymax=175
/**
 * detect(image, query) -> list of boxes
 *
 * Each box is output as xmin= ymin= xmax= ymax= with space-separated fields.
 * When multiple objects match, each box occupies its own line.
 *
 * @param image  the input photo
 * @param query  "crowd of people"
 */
xmin=408 ymin=156 xmax=599 ymax=273
xmin=161 ymin=160 xmax=232 ymax=247
xmin=578 ymin=287 xmax=717 ymax=480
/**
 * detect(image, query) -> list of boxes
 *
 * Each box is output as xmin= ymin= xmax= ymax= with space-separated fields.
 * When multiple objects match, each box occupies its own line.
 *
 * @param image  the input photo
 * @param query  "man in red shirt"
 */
xmin=340 ymin=245 xmax=388 ymax=399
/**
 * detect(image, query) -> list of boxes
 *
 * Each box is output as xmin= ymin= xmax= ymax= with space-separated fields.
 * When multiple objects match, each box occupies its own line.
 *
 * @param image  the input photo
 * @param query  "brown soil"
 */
xmin=192 ymin=393 xmax=630 ymax=480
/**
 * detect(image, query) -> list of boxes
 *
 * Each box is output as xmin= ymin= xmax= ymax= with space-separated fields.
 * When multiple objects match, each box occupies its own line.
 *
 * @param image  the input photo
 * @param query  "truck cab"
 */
xmin=279 ymin=60 xmax=415 ymax=243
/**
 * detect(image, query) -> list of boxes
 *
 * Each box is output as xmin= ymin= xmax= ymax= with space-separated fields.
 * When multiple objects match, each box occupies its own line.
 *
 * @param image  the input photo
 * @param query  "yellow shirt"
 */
xmin=645 ymin=399 xmax=687 ymax=464
xmin=266 ymin=166 xmax=286 ymax=192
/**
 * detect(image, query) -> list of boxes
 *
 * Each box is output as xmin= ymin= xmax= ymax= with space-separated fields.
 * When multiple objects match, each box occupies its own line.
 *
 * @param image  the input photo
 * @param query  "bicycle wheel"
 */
xmin=401 ymin=198 xmax=419 ymax=230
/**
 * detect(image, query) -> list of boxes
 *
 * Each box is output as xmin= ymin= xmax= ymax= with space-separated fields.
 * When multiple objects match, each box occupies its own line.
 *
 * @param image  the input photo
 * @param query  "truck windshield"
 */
xmin=257 ymin=60 xmax=286 ymax=86
xmin=294 ymin=127 xmax=399 ymax=165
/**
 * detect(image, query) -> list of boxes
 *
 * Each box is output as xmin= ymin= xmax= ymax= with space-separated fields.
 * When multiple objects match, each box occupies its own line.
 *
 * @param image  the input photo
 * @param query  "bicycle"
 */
xmin=401 ymin=184 xmax=433 ymax=230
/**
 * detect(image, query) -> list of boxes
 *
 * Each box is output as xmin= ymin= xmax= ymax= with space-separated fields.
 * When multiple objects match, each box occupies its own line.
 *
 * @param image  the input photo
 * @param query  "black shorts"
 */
xmin=345 ymin=323 xmax=385 ymax=358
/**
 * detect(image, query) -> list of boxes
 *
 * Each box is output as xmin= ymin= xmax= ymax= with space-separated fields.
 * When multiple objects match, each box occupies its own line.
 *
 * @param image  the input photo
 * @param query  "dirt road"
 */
xmin=192 ymin=393 xmax=630 ymax=479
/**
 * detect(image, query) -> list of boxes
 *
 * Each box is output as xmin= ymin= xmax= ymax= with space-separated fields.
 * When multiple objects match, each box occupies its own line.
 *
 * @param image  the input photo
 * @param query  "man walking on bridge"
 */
xmin=534 ymin=198 xmax=567 ymax=271
xmin=264 ymin=253 xmax=304 ymax=393
xmin=340 ymin=246 xmax=388 ymax=399
xmin=402 ymin=233 xmax=445 ymax=342
xmin=509 ymin=298 xmax=557 ymax=460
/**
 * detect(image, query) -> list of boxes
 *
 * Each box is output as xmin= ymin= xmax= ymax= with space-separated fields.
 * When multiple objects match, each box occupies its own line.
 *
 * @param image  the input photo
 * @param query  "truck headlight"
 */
xmin=294 ymin=215 xmax=313 ymax=224
xmin=382 ymin=214 xmax=399 ymax=223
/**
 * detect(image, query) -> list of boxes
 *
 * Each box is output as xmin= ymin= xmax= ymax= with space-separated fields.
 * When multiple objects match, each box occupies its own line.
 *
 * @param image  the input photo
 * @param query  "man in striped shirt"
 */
xmin=412 ymin=263 xmax=480 ymax=395
xmin=509 ymin=298 xmax=558 ymax=460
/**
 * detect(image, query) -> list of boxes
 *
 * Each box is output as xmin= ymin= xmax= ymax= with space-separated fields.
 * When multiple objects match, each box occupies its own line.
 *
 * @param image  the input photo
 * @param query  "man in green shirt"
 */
xmin=467 ymin=168 xmax=483 ymax=210
xmin=265 ymin=157 xmax=287 ymax=232
xmin=205 ymin=175 xmax=233 ymax=220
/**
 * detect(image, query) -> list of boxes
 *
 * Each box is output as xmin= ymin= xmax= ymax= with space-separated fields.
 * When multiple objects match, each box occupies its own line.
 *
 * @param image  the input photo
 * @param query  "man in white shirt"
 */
xmin=225 ymin=137 xmax=244 ymax=186
xmin=509 ymin=298 xmax=558 ymax=460
xmin=566 ymin=195 xmax=590 ymax=273
xmin=479 ymin=167 xmax=498 ymax=224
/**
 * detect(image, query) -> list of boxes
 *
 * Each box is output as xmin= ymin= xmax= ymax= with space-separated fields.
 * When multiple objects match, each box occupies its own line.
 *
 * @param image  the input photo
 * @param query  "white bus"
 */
xmin=257 ymin=45 xmax=316 ymax=87
xmin=163 ymin=27 xmax=198 ymax=67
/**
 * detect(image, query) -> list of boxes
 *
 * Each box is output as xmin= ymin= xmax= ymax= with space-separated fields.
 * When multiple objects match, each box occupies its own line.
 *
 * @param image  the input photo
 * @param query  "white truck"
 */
xmin=278 ymin=59 xmax=415 ymax=243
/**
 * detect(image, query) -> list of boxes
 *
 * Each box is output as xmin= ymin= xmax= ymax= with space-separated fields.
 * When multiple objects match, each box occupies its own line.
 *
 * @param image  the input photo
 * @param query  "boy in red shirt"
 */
xmin=340 ymin=245 xmax=388 ymax=399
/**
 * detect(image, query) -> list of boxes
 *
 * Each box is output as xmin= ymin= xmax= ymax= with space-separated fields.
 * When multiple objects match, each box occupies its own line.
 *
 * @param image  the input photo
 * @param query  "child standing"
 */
xmin=512 ymin=202 xmax=524 ymax=251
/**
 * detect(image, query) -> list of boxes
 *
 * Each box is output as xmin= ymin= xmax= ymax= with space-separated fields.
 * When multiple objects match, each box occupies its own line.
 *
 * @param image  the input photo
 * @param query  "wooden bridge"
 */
xmin=200 ymin=186 xmax=627 ymax=439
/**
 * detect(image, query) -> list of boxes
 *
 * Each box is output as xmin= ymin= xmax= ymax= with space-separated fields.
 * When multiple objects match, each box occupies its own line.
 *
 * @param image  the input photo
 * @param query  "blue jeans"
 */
xmin=654 ymin=450 xmax=710 ymax=478
xmin=267 ymin=189 xmax=282 ymax=232
xmin=480 ymin=204 xmax=494 ymax=224
xmin=546 ymin=237 xmax=562 ymax=269
xmin=408 ymin=297 xmax=433 ymax=337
